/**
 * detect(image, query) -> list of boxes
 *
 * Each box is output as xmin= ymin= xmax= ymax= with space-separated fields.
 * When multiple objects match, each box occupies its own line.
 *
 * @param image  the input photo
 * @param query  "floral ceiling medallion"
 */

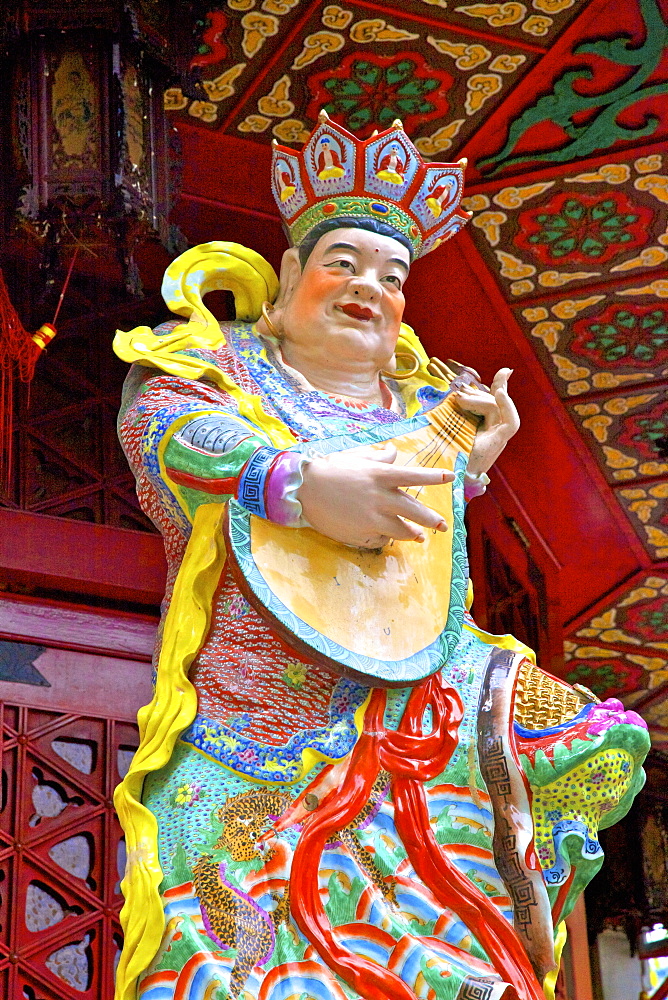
xmin=618 ymin=400 xmax=668 ymax=461
xmin=571 ymin=304 xmax=668 ymax=367
xmin=306 ymin=51 xmax=454 ymax=137
xmin=514 ymin=191 xmax=654 ymax=266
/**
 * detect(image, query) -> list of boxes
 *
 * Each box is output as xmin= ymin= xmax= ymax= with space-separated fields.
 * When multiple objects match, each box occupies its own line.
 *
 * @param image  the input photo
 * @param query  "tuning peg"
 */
xmin=447 ymin=358 xmax=480 ymax=380
xmin=427 ymin=357 xmax=457 ymax=382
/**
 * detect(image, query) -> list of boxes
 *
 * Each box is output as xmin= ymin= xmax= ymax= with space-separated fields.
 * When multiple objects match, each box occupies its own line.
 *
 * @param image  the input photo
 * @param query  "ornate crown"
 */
xmin=270 ymin=111 xmax=471 ymax=259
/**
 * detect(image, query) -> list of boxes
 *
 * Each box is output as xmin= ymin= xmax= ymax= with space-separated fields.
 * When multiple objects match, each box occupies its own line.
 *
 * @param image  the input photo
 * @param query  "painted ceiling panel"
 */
xmin=462 ymin=152 xmax=668 ymax=299
xmin=616 ymin=480 xmax=668 ymax=560
xmin=167 ymin=0 xmax=668 ymax=187
xmin=460 ymin=0 xmax=668 ymax=180
xmin=168 ymin=0 xmax=549 ymax=148
xmin=461 ymin=147 xmax=668 ymax=561
xmin=169 ymin=0 xmax=668 ymax=174
xmin=564 ymin=571 xmax=668 ymax=748
xmin=376 ymin=0 xmax=586 ymax=43
xmin=511 ymin=288 xmax=668 ymax=400
xmin=568 ymin=388 xmax=668 ymax=483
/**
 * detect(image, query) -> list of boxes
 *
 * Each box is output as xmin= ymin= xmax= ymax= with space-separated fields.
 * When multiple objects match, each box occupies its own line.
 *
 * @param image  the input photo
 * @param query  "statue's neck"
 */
xmin=278 ymin=342 xmax=388 ymax=407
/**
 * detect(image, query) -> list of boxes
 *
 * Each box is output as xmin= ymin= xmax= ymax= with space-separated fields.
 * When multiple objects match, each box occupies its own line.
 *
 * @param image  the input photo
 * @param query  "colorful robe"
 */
xmin=116 ymin=320 xmax=650 ymax=1000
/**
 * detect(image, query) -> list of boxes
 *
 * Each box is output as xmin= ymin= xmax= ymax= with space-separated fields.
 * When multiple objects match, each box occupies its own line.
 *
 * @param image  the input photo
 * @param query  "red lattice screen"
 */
xmin=0 ymin=702 xmax=138 ymax=998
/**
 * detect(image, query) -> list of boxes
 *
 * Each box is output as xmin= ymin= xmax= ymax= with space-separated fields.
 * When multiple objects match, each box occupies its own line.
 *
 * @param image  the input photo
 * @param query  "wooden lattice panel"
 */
xmin=0 ymin=703 xmax=138 ymax=999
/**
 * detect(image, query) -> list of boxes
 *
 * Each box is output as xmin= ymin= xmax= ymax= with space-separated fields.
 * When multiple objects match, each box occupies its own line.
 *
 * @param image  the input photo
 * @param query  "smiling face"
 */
xmin=279 ymin=227 xmax=410 ymax=372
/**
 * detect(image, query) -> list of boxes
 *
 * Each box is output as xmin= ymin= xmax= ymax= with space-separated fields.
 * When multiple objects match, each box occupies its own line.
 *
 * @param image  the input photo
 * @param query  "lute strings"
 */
xmin=400 ymin=397 xmax=472 ymax=503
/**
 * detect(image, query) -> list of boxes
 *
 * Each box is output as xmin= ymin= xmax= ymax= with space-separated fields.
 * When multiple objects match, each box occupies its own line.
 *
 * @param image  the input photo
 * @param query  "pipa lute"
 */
xmin=225 ymin=371 xmax=482 ymax=687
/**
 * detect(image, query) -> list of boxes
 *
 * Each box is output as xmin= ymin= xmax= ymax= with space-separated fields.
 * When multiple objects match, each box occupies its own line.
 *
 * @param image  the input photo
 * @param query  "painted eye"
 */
xmin=383 ymin=275 xmax=402 ymax=288
xmin=326 ymin=259 xmax=354 ymax=271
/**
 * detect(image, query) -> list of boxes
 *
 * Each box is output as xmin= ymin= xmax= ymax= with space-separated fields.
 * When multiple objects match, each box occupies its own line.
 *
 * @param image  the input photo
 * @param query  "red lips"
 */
xmin=339 ymin=302 xmax=375 ymax=321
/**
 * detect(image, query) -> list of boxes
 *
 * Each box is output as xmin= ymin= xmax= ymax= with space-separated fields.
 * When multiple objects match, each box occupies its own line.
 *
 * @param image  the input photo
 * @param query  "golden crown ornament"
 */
xmin=271 ymin=110 xmax=471 ymax=258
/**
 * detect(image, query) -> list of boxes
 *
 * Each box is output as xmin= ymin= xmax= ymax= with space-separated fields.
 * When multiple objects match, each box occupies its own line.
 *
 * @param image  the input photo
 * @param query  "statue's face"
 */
xmin=280 ymin=227 xmax=410 ymax=368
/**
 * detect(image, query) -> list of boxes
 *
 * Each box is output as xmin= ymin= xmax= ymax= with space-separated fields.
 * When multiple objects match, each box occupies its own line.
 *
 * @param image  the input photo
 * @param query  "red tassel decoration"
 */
xmin=0 ymin=269 xmax=58 ymax=492
xmin=0 ymin=242 xmax=79 ymax=492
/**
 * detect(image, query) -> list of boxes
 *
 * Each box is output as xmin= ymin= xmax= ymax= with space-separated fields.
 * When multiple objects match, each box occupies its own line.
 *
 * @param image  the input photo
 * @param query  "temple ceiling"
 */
xmin=165 ymin=0 xmax=668 ymax=166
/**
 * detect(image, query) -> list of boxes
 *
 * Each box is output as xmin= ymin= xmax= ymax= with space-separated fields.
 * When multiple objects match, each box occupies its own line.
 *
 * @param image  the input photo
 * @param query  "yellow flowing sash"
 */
xmin=113 ymin=504 xmax=226 ymax=1000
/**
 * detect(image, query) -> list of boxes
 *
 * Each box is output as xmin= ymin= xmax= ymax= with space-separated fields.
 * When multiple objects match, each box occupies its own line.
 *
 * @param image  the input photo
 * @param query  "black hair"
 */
xmin=297 ymin=216 xmax=414 ymax=268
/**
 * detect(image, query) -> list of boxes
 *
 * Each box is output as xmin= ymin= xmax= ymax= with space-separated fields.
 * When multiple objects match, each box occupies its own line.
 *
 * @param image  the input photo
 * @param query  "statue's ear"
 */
xmin=274 ymin=247 xmax=301 ymax=308
xmin=256 ymin=246 xmax=300 ymax=340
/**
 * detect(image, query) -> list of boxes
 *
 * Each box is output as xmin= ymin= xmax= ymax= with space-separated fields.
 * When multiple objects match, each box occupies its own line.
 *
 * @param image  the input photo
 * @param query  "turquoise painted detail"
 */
xmin=479 ymin=0 xmax=668 ymax=174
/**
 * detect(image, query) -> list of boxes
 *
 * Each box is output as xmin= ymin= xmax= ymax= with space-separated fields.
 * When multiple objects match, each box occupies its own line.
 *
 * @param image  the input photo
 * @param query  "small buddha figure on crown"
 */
xmin=316 ymin=134 xmax=346 ymax=180
xmin=376 ymin=143 xmax=406 ymax=185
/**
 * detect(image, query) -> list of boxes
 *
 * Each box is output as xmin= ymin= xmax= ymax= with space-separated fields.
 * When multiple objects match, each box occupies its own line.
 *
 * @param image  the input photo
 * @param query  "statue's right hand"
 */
xmin=297 ymin=443 xmax=455 ymax=549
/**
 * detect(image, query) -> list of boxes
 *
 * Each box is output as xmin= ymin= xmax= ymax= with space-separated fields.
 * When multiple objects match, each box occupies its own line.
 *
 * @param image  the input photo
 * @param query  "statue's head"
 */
xmin=264 ymin=113 xmax=471 ymax=366
xmin=268 ymin=220 xmax=411 ymax=370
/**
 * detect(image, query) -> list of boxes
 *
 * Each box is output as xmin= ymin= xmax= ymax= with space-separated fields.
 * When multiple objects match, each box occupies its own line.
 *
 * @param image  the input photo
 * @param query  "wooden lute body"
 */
xmin=225 ymin=373 xmax=481 ymax=687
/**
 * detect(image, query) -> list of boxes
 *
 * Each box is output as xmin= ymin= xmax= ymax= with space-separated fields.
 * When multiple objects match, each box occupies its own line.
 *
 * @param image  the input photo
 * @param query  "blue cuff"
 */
xmin=236 ymin=446 xmax=279 ymax=518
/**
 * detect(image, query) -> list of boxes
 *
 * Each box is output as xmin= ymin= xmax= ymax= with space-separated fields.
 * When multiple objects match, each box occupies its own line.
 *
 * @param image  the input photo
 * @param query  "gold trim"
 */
xmin=514 ymin=661 xmax=591 ymax=730
xmin=381 ymin=350 xmax=420 ymax=380
xmin=261 ymin=300 xmax=281 ymax=339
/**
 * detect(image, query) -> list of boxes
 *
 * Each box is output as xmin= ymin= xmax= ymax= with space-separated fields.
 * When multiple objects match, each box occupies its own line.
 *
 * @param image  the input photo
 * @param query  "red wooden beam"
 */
xmin=0 ymin=508 xmax=166 ymax=606
xmin=0 ymin=592 xmax=157 ymax=661
xmin=178 ymin=124 xmax=275 ymax=215
xmin=565 ymin=897 xmax=594 ymax=1000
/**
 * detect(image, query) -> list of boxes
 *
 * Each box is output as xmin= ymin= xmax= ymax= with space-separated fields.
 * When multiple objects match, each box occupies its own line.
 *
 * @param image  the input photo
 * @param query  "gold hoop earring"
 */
xmin=261 ymin=301 xmax=281 ymax=340
xmin=381 ymin=350 xmax=420 ymax=380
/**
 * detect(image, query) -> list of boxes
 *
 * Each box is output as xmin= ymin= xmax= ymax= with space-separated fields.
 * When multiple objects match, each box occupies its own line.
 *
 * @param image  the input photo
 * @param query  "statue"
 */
xmin=112 ymin=114 xmax=650 ymax=1000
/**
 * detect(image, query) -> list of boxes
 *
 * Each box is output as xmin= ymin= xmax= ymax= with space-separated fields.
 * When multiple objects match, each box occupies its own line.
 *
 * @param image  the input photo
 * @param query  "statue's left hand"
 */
xmin=453 ymin=368 xmax=519 ymax=476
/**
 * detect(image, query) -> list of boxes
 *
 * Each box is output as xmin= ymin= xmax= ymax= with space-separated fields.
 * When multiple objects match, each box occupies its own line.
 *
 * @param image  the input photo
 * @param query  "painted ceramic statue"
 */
xmin=113 ymin=114 xmax=650 ymax=1000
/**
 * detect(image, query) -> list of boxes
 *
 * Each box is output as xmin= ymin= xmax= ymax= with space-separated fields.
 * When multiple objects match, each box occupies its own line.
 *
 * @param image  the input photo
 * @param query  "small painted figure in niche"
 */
xmin=113 ymin=114 xmax=650 ymax=1000
xmin=425 ymin=176 xmax=459 ymax=219
xmin=275 ymin=160 xmax=296 ymax=203
xmin=376 ymin=143 xmax=406 ymax=185
xmin=316 ymin=134 xmax=346 ymax=179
